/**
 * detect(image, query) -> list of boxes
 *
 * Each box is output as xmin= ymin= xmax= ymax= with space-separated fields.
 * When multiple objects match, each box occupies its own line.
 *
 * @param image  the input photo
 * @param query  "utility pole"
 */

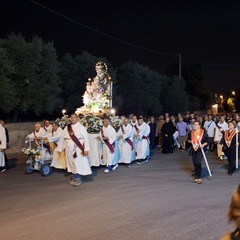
xmin=178 ymin=53 xmax=182 ymax=79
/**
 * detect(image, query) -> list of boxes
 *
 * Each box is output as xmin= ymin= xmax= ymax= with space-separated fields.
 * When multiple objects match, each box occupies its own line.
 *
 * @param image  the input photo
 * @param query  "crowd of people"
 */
xmin=0 ymin=112 xmax=240 ymax=186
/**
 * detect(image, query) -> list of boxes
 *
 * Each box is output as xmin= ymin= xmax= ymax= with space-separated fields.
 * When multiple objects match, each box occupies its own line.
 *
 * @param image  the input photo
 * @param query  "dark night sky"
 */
xmin=1 ymin=0 xmax=240 ymax=93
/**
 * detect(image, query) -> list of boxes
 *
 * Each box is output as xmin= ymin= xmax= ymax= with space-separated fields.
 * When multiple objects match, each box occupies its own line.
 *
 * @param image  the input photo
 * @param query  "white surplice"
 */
xmin=48 ymin=127 xmax=66 ymax=169
xmin=134 ymin=122 xmax=150 ymax=160
xmin=0 ymin=124 xmax=6 ymax=167
xmin=118 ymin=124 xmax=134 ymax=164
xmin=57 ymin=122 xmax=92 ymax=176
xmin=99 ymin=125 xmax=117 ymax=166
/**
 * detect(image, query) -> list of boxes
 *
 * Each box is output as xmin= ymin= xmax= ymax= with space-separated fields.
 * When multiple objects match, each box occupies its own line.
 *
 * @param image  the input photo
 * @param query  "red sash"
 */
xmin=101 ymin=128 xmax=115 ymax=154
xmin=224 ymin=130 xmax=236 ymax=147
xmin=191 ymin=129 xmax=204 ymax=151
xmin=121 ymin=125 xmax=134 ymax=150
xmin=67 ymin=124 xmax=85 ymax=156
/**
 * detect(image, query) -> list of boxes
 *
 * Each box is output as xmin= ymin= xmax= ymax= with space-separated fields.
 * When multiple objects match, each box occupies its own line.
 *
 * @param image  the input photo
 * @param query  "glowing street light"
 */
xmin=62 ymin=109 xmax=66 ymax=115
xmin=232 ymin=91 xmax=236 ymax=96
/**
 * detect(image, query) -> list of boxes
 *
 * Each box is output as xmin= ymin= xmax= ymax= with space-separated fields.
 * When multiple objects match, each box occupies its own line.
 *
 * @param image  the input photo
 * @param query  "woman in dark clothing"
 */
xmin=222 ymin=121 xmax=239 ymax=176
xmin=188 ymin=120 xmax=209 ymax=184
xmin=161 ymin=116 xmax=175 ymax=154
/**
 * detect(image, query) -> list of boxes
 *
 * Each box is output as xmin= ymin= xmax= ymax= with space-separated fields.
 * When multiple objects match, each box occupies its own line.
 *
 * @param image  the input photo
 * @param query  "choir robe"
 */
xmin=131 ymin=122 xmax=138 ymax=161
xmin=134 ymin=122 xmax=150 ymax=160
xmin=44 ymin=125 xmax=53 ymax=134
xmin=99 ymin=125 xmax=117 ymax=166
xmin=118 ymin=124 xmax=134 ymax=164
xmin=0 ymin=124 xmax=6 ymax=167
xmin=57 ymin=122 xmax=92 ymax=176
xmin=48 ymin=127 xmax=66 ymax=169
xmin=27 ymin=128 xmax=50 ymax=160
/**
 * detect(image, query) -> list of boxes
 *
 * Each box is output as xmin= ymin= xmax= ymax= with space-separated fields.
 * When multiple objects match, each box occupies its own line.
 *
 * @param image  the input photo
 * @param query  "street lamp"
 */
xmin=232 ymin=91 xmax=236 ymax=96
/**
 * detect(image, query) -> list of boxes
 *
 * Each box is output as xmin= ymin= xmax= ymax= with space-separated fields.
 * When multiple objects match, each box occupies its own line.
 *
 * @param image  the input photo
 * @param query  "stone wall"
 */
xmin=5 ymin=122 xmax=35 ymax=153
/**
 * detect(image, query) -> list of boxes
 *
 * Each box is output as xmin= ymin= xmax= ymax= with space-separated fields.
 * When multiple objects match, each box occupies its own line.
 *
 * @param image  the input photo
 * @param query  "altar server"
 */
xmin=118 ymin=117 xmax=134 ymax=167
xmin=43 ymin=119 xmax=53 ymax=134
xmin=57 ymin=113 xmax=92 ymax=186
xmin=97 ymin=116 xmax=117 ymax=173
xmin=134 ymin=116 xmax=150 ymax=165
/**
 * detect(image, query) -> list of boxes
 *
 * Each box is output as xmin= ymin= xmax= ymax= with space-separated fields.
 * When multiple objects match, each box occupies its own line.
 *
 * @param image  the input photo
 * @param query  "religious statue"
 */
xmin=77 ymin=61 xmax=113 ymax=115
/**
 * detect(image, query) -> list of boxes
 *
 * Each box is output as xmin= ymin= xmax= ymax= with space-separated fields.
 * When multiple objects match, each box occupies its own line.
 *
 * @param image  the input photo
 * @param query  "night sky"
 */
xmin=1 ymin=0 xmax=240 ymax=93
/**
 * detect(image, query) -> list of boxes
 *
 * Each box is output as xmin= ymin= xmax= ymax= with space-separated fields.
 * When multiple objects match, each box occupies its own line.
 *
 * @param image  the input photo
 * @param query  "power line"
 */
xmin=30 ymin=0 xmax=240 ymax=68
xmin=30 ymin=0 xmax=177 ymax=57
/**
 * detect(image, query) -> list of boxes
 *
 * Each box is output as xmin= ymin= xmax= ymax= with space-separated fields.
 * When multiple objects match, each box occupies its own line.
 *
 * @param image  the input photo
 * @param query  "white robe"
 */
xmin=48 ymin=128 xmax=66 ymax=169
xmin=214 ymin=121 xmax=228 ymax=142
xmin=57 ymin=122 xmax=92 ymax=176
xmin=27 ymin=128 xmax=50 ymax=160
xmin=99 ymin=125 xmax=117 ymax=166
xmin=134 ymin=122 xmax=150 ymax=160
xmin=0 ymin=124 xmax=6 ymax=167
xmin=118 ymin=124 xmax=134 ymax=164
xmin=44 ymin=125 xmax=53 ymax=134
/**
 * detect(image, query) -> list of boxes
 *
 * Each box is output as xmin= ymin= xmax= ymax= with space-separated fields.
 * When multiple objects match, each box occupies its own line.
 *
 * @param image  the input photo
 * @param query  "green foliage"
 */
xmin=116 ymin=61 xmax=162 ymax=115
xmin=0 ymin=33 xmax=62 ymax=118
xmin=160 ymin=76 xmax=188 ymax=114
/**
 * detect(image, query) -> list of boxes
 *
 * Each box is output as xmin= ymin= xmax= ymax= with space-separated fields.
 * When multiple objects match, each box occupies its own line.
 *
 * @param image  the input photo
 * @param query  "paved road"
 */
xmin=0 ymin=150 xmax=239 ymax=240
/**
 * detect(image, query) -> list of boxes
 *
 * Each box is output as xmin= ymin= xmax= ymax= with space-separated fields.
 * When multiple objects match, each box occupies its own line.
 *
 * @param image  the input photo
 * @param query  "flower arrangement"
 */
xmin=56 ymin=115 xmax=70 ymax=129
xmin=22 ymin=148 xmax=40 ymax=156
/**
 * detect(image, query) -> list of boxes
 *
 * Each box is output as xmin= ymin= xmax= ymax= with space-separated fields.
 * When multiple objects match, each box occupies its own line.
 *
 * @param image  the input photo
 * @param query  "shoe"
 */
xmin=68 ymin=179 xmax=77 ymax=185
xmin=0 ymin=168 xmax=6 ymax=173
xmin=127 ymin=164 xmax=132 ymax=168
xmin=104 ymin=168 xmax=110 ymax=173
xmin=136 ymin=161 xmax=142 ymax=165
xmin=141 ymin=159 xmax=149 ymax=164
xmin=112 ymin=164 xmax=118 ymax=171
xmin=72 ymin=179 xmax=83 ymax=187
xmin=192 ymin=179 xmax=203 ymax=184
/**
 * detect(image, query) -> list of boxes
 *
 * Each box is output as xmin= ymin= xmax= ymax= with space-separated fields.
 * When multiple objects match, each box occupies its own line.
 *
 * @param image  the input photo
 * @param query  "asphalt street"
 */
xmin=0 ymin=149 xmax=239 ymax=240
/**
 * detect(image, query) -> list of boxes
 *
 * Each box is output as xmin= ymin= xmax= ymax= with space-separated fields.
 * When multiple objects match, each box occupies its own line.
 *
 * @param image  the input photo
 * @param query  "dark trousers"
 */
xmin=192 ymin=150 xmax=203 ymax=179
xmin=225 ymin=148 xmax=236 ymax=174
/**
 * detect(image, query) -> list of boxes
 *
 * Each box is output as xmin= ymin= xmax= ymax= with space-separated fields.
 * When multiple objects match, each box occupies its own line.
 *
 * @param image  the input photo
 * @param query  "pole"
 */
xmin=236 ymin=130 xmax=239 ymax=169
xmin=110 ymin=81 xmax=113 ymax=108
xmin=198 ymin=139 xmax=212 ymax=177
xmin=178 ymin=53 xmax=182 ymax=79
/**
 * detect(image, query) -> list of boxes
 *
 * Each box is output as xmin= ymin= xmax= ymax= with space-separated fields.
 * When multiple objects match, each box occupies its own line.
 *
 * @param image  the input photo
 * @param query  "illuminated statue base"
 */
xmin=75 ymin=106 xmax=115 ymax=116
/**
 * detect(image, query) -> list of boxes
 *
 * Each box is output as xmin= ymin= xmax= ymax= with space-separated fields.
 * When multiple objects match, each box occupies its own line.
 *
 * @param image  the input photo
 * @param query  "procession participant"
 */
xmin=214 ymin=115 xmax=228 ymax=160
xmin=0 ymin=120 xmax=9 ymax=166
xmin=188 ymin=120 xmax=209 ymax=184
xmin=221 ymin=121 xmax=239 ymax=176
xmin=176 ymin=116 xmax=189 ymax=151
xmin=0 ymin=121 xmax=7 ymax=173
xmin=43 ymin=119 xmax=53 ymax=134
xmin=161 ymin=116 xmax=175 ymax=154
xmin=57 ymin=113 xmax=92 ymax=186
xmin=203 ymin=115 xmax=216 ymax=152
xmin=118 ymin=117 xmax=134 ymax=167
xmin=130 ymin=115 xmax=138 ymax=127
xmin=149 ymin=116 xmax=157 ymax=149
xmin=156 ymin=115 xmax=165 ymax=148
xmin=220 ymin=185 xmax=240 ymax=240
xmin=44 ymin=122 xmax=66 ymax=170
xmin=97 ymin=116 xmax=118 ymax=173
xmin=134 ymin=116 xmax=150 ymax=165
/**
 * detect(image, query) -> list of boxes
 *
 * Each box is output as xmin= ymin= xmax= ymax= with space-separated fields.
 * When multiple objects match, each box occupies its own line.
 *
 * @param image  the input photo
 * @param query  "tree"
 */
xmin=0 ymin=33 xmax=62 ymax=119
xmin=160 ymin=76 xmax=188 ymax=114
xmin=60 ymin=51 xmax=117 ymax=113
xmin=0 ymin=47 xmax=18 ymax=113
xmin=116 ymin=61 xmax=162 ymax=115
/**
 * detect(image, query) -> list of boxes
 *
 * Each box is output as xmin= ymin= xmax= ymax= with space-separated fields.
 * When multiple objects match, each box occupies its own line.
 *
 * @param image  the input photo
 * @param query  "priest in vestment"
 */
xmin=57 ymin=113 xmax=92 ymax=186
xmin=118 ymin=117 xmax=134 ymax=167
xmin=134 ymin=116 xmax=150 ymax=165
xmin=97 ymin=116 xmax=117 ymax=173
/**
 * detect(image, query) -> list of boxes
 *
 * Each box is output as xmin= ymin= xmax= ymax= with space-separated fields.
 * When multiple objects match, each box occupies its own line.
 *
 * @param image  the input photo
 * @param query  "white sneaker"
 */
xmin=112 ymin=164 xmax=118 ymax=171
xmin=0 ymin=168 xmax=6 ymax=173
xmin=137 ymin=161 xmax=141 ymax=165
xmin=104 ymin=168 xmax=110 ymax=173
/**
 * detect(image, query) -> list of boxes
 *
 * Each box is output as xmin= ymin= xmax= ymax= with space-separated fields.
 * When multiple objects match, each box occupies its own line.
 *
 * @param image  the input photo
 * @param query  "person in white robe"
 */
xmin=57 ymin=113 xmax=92 ymax=186
xmin=97 ymin=116 xmax=117 ymax=173
xmin=27 ymin=123 xmax=50 ymax=161
xmin=0 ymin=121 xmax=7 ymax=172
xmin=118 ymin=117 xmax=134 ymax=167
xmin=130 ymin=115 xmax=138 ymax=161
xmin=134 ymin=116 xmax=150 ymax=165
xmin=214 ymin=116 xmax=228 ymax=160
xmin=43 ymin=119 xmax=53 ymax=134
xmin=44 ymin=122 xmax=66 ymax=170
